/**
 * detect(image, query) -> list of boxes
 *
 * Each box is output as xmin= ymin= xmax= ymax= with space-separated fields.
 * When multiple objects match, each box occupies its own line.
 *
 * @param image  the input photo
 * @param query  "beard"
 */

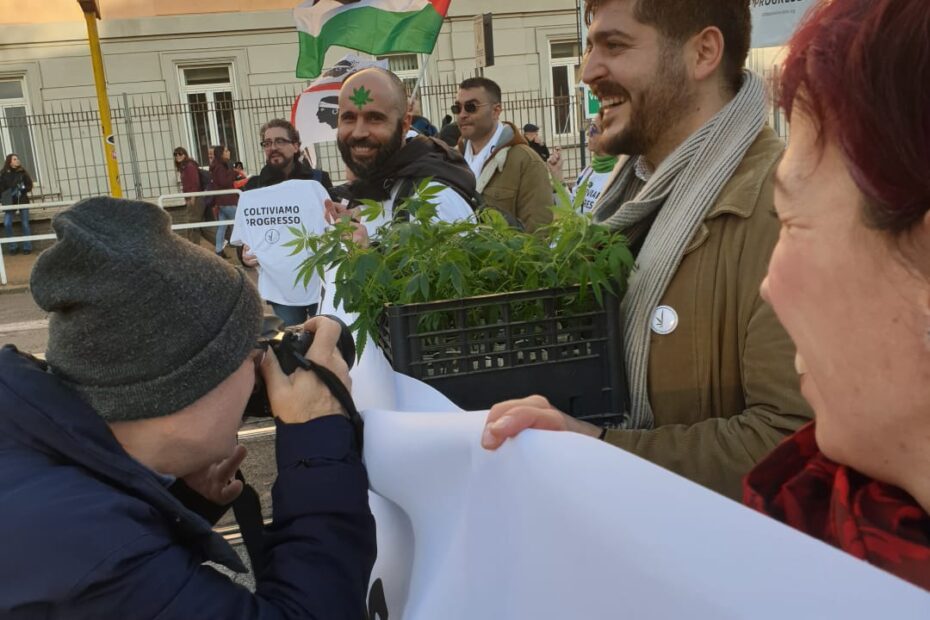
xmin=599 ymin=48 xmax=696 ymax=158
xmin=337 ymin=119 xmax=405 ymax=181
xmin=265 ymin=150 xmax=295 ymax=171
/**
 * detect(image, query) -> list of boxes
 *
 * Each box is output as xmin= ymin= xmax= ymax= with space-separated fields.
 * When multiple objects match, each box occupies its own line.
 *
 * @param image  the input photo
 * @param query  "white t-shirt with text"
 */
xmin=571 ymin=167 xmax=613 ymax=215
xmin=230 ymin=179 xmax=328 ymax=306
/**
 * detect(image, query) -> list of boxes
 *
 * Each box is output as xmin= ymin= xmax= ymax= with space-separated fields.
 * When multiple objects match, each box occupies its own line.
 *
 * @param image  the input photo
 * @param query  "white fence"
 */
xmin=0 ymin=189 xmax=242 ymax=286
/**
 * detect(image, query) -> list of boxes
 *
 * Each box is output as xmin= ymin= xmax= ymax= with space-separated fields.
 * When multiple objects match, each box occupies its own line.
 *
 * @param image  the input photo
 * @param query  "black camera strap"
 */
xmin=232 ymin=356 xmax=363 ymax=575
xmin=289 ymin=353 xmax=365 ymax=452
xmin=230 ymin=471 xmax=265 ymax=573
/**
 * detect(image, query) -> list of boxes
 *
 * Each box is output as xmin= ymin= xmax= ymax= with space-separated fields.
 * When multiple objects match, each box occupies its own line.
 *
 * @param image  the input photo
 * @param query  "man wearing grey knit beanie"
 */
xmin=0 ymin=197 xmax=375 ymax=619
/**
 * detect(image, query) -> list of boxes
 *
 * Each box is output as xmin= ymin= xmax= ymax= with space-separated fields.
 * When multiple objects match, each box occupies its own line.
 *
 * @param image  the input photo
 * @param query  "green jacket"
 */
xmin=459 ymin=122 xmax=553 ymax=232
xmin=604 ymin=126 xmax=812 ymax=500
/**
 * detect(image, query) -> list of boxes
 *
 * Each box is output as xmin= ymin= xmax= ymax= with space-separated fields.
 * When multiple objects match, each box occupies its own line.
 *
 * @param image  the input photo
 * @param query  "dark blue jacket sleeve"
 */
xmin=55 ymin=416 xmax=376 ymax=620
xmin=256 ymin=415 xmax=377 ymax=618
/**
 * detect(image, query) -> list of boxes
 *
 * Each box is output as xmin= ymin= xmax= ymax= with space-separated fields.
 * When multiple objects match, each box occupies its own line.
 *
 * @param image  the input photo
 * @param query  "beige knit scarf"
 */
xmin=592 ymin=71 xmax=767 ymax=429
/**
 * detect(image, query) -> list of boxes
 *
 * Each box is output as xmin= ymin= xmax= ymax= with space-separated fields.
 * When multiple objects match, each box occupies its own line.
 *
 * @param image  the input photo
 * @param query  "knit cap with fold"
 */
xmin=29 ymin=197 xmax=263 ymax=422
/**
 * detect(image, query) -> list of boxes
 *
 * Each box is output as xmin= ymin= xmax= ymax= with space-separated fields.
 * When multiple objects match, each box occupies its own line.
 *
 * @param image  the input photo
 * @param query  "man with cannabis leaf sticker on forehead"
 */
xmin=326 ymin=67 xmax=478 ymax=233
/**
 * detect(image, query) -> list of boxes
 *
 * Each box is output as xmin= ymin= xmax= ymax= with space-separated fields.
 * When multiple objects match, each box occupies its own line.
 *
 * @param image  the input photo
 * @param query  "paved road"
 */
xmin=0 ymin=291 xmax=48 ymax=353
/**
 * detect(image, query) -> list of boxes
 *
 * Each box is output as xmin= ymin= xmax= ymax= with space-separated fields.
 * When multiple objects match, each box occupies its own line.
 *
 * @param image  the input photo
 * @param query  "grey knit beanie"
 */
xmin=30 ymin=197 xmax=263 ymax=422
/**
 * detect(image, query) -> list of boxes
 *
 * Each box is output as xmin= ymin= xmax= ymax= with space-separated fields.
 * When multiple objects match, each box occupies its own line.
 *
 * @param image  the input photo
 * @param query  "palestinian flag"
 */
xmin=294 ymin=0 xmax=451 ymax=79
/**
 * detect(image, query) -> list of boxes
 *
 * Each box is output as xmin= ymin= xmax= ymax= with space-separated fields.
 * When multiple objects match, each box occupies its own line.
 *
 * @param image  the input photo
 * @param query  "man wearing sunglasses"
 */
xmin=0 ymin=197 xmax=375 ymax=618
xmin=454 ymin=77 xmax=553 ymax=232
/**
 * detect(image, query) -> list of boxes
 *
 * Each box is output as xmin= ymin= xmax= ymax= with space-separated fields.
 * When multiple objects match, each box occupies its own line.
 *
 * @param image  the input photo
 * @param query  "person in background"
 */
xmin=571 ymin=120 xmax=618 ymax=214
xmin=455 ymin=78 xmax=553 ymax=232
xmin=241 ymin=119 xmax=333 ymax=193
xmin=173 ymin=147 xmax=208 ymax=245
xmin=209 ymin=145 xmax=239 ymax=258
xmin=409 ymin=95 xmax=438 ymax=138
xmin=522 ymin=123 xmax=550 ymax=162
xmin=237 ymin=119 xmax=334 ymax=326
xmin=232 ymin=161 xmax=249 ymax=190
xmin=438 ymin=119 xmax=461 ymax=148
xmin=0 ymin=153 xmax=34 ymax=255
xmin=523 ymin=124 xmax=567 ymax=184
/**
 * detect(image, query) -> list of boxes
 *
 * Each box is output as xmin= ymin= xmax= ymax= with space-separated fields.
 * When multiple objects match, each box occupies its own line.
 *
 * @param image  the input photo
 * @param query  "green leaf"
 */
xmin=551 ymin=173 xmax=573 ymax=209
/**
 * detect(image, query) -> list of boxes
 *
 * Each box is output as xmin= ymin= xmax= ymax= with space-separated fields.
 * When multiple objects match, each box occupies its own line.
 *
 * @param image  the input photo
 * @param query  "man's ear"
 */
xmin=492 ymin=102 xmax=502 ymax=122
xmin=402 ymin=110 xmax=413 ymax=134
xmin=687 ymin=26 xmax=725 ymax=83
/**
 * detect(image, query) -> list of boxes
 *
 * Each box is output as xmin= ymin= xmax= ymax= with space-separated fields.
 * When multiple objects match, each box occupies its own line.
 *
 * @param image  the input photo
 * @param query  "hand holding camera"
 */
xmin=252 ymin=316 xmax=356 ymax=424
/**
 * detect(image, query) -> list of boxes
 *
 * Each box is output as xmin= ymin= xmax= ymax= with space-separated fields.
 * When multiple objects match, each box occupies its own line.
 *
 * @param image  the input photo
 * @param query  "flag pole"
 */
xmin=408 ymin=53 xmax=431 ymax=107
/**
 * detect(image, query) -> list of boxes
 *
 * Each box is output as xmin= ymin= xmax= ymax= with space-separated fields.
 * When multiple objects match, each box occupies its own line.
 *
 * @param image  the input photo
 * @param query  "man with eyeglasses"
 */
xmin=0 ymin=197 xmax=375 ymax=618
xmin=454 ymin=77 xmax=553 ymax=232
xmin=235 ymin=118 xmax=334 ymax=327
xmin=241 ymin=119 xmax=333 ymax=193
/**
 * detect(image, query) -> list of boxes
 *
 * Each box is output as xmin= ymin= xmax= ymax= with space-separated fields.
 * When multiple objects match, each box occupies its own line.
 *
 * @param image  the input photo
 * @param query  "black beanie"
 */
xmin=30 ymin=197 xmax=263 ymax=422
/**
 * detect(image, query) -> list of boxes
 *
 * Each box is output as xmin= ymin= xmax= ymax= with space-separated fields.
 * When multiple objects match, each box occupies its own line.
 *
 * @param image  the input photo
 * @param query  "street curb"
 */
xmin=0 ymin=284 xmax=30 ymax=296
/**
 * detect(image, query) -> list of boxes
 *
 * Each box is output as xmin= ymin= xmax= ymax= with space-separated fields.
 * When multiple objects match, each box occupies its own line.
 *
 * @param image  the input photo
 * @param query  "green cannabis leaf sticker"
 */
xmin=350 ymin=86 xmax=374 ymax=109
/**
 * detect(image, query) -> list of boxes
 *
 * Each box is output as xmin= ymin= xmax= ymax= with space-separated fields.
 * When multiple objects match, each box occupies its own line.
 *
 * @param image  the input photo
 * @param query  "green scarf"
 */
xmin=591 ymin=154 xmax=618 ymax=174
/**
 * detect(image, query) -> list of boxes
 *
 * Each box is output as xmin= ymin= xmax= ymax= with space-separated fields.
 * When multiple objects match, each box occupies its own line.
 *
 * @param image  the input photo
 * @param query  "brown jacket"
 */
xmin=459 ymin=122 xmax=553 ymax=232
xmin=604 ymin=127 xmax=812 ymax=500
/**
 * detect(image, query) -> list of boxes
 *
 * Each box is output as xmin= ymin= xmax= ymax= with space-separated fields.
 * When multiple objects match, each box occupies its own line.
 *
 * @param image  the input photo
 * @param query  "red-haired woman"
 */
xmin=742 ymin=0 xmax=930 ymax=590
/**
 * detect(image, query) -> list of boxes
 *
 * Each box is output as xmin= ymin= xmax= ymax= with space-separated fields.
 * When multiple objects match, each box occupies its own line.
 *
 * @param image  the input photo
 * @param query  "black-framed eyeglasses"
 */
xmin=451 ymin=101 xmax=492 ymax=115
xmin=260 ymin=138 xmax=296 ymax=149
xmin=173 ymin=152 xmax=185 ymax=157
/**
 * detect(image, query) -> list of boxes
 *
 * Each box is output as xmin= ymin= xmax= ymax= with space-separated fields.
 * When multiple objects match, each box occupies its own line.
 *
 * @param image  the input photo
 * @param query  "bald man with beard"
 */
xmin=328 ymin=67 xmax=479 ymax=229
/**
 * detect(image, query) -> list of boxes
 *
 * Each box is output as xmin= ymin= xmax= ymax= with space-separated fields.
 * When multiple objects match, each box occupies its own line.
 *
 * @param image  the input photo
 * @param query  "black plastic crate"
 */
xmin=377 ymin=286 xmax=628 ymax=426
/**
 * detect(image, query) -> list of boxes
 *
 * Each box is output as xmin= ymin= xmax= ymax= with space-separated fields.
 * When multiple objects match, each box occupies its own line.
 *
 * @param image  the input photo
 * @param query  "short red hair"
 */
xmin=779 ymin=0 xmax=930 ymax=235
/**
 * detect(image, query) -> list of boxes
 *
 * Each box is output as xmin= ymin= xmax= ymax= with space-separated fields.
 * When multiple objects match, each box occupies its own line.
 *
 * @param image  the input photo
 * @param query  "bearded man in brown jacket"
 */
xmin=481 ymin=0 xmax=811 ymax=501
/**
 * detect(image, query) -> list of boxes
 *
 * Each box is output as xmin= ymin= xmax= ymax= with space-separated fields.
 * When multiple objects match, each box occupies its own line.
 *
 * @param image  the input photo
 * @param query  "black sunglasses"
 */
xmin=451 ymin=101 xmax=493 ymax=115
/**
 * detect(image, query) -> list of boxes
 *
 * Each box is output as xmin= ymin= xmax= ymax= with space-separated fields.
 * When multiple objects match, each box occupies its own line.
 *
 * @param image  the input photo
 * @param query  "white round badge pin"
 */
xmin=651 ymin=305 xmax=678 ymax=335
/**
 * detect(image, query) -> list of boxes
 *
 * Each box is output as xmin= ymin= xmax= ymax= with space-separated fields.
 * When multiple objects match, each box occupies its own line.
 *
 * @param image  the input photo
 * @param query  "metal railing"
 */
xmin=0 ymin=189 xmax=243 ymax=286
xmin=2 ymin=84 xmax=598 ymax=207
xmin=2 ymin=74 xmax=788 ymax=215
xmin=0 ymin=200 xmax=75 ymax=285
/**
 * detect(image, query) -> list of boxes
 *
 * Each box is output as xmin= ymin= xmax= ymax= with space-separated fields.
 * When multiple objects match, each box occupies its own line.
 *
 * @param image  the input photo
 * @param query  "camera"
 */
xmin=243 ymin=315 xmax=356 ymax=418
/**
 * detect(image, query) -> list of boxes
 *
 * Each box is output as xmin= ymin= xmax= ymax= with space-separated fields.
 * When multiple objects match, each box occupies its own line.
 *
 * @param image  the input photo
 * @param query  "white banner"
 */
xmin=324 ymin=281 xmax=930 ymax=619
xmin=751 ymin=0 xmax=816 ymax=48
xmin=362 ymin=408 xmax=930 ymax=619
